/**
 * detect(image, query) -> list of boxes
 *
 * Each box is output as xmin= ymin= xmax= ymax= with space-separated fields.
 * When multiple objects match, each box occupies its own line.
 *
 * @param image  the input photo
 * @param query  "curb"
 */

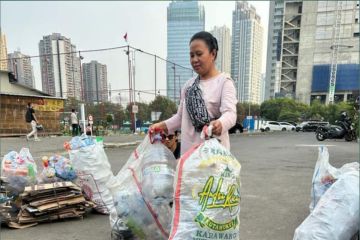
xmin=103 ymin=141 xmax=142 ymax=148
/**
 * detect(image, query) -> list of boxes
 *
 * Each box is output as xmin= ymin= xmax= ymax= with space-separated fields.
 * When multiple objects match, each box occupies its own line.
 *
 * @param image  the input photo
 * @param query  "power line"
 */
xmin=0 ymin=44 xmax=193 ymax=72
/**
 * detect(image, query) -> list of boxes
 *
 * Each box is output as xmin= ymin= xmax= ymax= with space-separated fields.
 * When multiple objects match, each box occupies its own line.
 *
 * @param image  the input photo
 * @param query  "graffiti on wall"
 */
xmin=33 ymin=98 xmax=64 ymax=112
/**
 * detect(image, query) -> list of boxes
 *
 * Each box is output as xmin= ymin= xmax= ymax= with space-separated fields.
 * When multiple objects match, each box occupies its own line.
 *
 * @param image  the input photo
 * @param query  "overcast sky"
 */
xmin=1 ymin=1 xmax=269 ymax=103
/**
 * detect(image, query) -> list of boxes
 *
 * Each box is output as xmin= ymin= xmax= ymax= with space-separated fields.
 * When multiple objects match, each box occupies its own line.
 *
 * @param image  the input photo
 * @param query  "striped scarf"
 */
xmin=185 ymin=76 xmax=210 ymax=132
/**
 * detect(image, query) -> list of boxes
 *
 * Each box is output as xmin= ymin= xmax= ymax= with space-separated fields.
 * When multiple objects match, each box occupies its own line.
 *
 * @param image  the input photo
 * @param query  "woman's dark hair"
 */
xmin=27 ymin=102 xmax=31 ymax=107
xmin=190 ymin=31 xmax=218 ymax=59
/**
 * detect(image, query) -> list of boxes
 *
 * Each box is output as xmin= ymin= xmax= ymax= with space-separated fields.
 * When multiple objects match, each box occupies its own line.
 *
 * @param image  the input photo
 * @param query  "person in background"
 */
xmin=86 ymin=123 xmax=92 ymax=136
xmin=151 ymin=31 xmax=237 ymax=155
xmin=164 ymin=130 xmax=181 ymax=159
xmin=70 ymin=109 xmax=79 ymax=136
xmin=25 ymin=102 xmax=41 ymax=141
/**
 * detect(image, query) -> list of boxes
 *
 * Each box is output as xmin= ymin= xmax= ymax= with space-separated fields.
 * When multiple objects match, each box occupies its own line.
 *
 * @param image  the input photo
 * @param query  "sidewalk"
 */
xmin=0 ymin=130 xmax=271 ymax=157
xmin=0 ymin=134 xmax=145 ymax=158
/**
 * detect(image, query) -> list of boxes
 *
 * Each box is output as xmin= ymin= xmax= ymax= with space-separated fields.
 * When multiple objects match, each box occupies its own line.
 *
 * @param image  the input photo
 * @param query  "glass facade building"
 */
xmin=167 ymin=1 xmax=204 ymax=102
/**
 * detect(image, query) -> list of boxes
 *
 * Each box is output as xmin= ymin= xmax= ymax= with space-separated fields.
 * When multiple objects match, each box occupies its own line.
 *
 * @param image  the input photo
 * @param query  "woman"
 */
xmin=151 ymin=31 xmax=237 ymax=155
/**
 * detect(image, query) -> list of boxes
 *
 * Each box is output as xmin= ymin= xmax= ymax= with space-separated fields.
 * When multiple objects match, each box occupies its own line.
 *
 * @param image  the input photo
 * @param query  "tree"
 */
xmin=236 ymin=102 xmax=260 ymax=123
xmin=125 ymin=102 xmax=150 ymax=122
xmin=149 ymin=96 xmax=177 ymax=121
xmin=278 ymin=110 xmax=301 ymax=122
xmin=260 ymin=99 xmax=283 ymax=120
xmin=260 ymin=98 xmax=308 ymax=122
xmin=64 ymin=97 xmax=83 ymax=113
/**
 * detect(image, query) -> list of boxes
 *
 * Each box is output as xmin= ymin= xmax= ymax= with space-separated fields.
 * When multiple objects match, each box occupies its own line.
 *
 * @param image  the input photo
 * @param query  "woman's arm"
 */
xmin=216 ymin=78 xmax=237 ymax=134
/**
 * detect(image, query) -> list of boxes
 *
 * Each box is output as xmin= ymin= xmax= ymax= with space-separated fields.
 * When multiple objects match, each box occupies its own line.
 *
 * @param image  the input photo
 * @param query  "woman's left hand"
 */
xmin=210 ymin=120 xmax=222 ymax=136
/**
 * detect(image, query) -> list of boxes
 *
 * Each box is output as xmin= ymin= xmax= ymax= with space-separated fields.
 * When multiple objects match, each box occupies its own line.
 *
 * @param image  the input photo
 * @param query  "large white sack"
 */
xmin=294 ymin=170 xmax=359 ymax=240
xmin=68 ymin=136 xmax=114 ymax=215
xmin=169 ymin=138 xmax=241 ymax=240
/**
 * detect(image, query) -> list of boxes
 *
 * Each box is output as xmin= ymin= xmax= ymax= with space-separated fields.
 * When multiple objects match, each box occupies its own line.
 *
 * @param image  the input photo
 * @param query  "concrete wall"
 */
xmin=297 ymin=1 xmax=318 ymax=104
xmin=0 ymin=94 xmax=64 ymax=136
xmin=0 ymin=71 xmax=65 ymax=136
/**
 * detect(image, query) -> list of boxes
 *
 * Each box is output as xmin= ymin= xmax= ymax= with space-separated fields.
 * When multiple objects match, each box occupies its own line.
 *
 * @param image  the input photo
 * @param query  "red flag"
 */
xmin=123 ymin=32 xmax=128 ymax=42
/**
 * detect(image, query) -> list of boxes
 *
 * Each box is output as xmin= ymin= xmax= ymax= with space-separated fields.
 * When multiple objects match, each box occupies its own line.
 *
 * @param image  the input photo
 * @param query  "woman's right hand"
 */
xmin=150 ymin=121 xmax=168 ymax=134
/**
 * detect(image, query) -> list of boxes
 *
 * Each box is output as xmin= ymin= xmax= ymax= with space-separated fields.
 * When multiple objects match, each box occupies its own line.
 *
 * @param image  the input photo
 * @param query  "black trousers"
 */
xmin=72 ymin=124 xmax=79 ymax=136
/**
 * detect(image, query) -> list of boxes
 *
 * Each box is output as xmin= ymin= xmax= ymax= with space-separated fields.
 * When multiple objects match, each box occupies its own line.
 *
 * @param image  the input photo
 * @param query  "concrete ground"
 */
xmin=0 ymin=132 xmax=358 ymax=240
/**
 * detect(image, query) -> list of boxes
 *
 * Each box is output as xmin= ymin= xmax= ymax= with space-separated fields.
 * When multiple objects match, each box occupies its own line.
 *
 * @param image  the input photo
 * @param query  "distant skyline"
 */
xmin=1 ymin=1 xmax=269 ymax=103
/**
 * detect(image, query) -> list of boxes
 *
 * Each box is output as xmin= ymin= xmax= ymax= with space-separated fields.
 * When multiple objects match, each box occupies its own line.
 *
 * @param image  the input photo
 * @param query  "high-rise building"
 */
xmin=82 ymin=60 xmax=108 ymax=103
xmin=264 ymin=1 xmax=284 ymax=100
xmin=7 ymin=51 xmax=35 ymax=88
xmin=39 ymin=33 xmax=81 ymax=99
xmin=167 ymin=1 xmax=205 ymax=102
xmin=266 ymin=1 xmax=359 ymax=104
xmin=210 ymin=25 xmax=232 ymax=74
xmin=0 ymin=32 xmax=8 ymax=71
xmin=231 ymin=1 xmax=264 ymax=104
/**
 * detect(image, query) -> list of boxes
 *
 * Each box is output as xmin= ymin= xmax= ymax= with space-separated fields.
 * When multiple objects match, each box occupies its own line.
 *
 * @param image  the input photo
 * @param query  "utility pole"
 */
xmin=79 ymin=51 xmax=84 ymax=101
xmin=154 ymin=54 xmax=157 ymax=97
xmin=173 ymin=64 xmax=176 ymax=102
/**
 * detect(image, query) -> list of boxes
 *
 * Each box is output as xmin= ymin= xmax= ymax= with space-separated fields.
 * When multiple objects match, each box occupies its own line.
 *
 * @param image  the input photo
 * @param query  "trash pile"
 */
xmin=8 ymin=181 xmax=95 ymax=229
xmin=293 ymin=146 xmax=359 ymax=240
xmin=107 ymin=134 xmax=176 ymax=239
xmin=39 ymin=155 xmax=77 ymax=183
xmin=0 ymin=135 xmax=112 ymax=229
xmin=0 ymin=178 xmax=16 ymax=224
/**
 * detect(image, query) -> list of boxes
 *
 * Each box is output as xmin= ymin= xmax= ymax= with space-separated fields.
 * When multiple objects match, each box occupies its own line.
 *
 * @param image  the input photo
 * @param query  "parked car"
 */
xmin=279 ymin=122 xmax=296 ymax=131
xmin=229 ymin=122 xmax=244 ymax=134
xmin=260 ymin=121 xmax=281 ymax=132
xmin=296 ymin=121 xmax=329 ymax=132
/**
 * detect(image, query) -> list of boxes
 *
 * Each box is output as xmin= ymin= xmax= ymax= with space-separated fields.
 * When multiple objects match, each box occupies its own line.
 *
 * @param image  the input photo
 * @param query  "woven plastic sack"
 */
xmin=169 ymin=138 xmax=241 ymax=240
xmin=107 ymin=134 xmax=176 ymax=239
xmin=68 ymin=135 xmax=114 ymax=214
xmin=293 ymin=169 xmax=359 ymax=240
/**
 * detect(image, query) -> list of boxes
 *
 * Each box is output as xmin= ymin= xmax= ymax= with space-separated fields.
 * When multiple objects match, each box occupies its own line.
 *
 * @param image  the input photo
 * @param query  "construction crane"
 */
xmin=328 ymin=1 xmax=343 ymax=104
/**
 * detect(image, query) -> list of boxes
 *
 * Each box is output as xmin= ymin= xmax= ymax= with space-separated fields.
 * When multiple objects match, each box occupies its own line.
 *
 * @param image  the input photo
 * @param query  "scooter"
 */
xmin=315 ymin=119 xmax=356 ymax=142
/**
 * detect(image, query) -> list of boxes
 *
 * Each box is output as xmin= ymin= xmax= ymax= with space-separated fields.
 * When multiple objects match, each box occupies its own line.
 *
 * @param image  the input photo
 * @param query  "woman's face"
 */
xmin=190 ymin=39 xmax=216 ymax=76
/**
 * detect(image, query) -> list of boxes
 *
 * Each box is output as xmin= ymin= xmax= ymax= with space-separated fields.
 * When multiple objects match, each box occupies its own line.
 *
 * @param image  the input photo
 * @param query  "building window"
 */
xmin=354 ymin=32 xmax=360 ymax=37
xmin=355 ymin=18 xmax=359 ymax=24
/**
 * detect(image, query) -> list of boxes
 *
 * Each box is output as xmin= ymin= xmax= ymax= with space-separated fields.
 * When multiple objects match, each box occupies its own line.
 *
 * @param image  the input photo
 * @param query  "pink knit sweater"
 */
xmin=165 ymin=73 xmax=237 ymax=155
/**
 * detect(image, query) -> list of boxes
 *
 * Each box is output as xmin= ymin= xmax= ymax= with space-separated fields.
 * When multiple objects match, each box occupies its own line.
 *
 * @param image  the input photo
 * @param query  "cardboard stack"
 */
xmin=8 ymin=181 xmax=95 ymax=229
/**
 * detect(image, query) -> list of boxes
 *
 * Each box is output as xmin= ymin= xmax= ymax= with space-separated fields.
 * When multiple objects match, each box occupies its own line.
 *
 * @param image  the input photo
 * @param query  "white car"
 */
xmin=260 ymin=121 xmax=282 ymax=132
xmin=260 ymin=121 xmax=295 ymax=132
xmin=279 ymin=122 xmax=296 ymax=131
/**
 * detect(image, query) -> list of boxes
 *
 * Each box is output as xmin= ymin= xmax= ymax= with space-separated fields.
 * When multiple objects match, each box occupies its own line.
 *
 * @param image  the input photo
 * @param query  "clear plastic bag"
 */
xmin=294 ymin=170 xmax=359 ymax=240
xmin=168 ymin=138 xmax=241 ymax=240
xmin=39 ymin=155 xmax=77 ymax=183
xmin=107 ymin=134 xmax=176 ymax=239
xmin=1 ymin=148 xmax=37 ymax=196
xmin=309 ymin=146 xmax=340 ymax=212
xmin=1 ymin=148 xmax=37 ymax=182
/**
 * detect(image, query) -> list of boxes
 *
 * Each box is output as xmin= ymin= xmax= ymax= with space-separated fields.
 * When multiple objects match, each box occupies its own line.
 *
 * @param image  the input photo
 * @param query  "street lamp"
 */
xmin=79 ymin=52 xmax=84 ymax=101
xmin=172 ymin=64 xmax=176 ymax=102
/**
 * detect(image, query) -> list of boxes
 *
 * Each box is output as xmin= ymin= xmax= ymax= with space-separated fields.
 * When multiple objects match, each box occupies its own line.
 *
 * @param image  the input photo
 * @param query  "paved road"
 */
xmin=1 ymin=132 xmax=358 ymax=240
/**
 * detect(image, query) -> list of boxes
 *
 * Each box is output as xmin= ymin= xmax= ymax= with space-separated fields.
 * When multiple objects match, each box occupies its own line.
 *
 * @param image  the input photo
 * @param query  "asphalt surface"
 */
xmin=0 ymin=132 xmax=358 ymax=240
